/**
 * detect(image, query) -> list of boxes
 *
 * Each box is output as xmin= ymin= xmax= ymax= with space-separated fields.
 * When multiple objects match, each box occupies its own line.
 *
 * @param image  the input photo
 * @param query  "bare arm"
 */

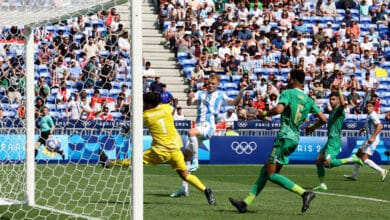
xmin=228 ymin=81 xmax=248 ymax=106
xmin=369 ymin=122 xmax=383 ymax=144
xmin=305 ymin=112 xmax=328 ymax=134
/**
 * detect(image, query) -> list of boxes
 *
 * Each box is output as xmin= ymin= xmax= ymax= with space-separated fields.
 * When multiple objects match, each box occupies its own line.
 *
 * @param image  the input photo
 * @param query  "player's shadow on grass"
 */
xmin=216 ymin=209 xmax=257 ymax=214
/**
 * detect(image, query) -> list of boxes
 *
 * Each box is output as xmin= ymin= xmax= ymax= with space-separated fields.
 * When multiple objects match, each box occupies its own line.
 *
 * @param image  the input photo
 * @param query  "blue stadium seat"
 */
xmin=111 ymin=81 xmax=122 ymax=90
xmin=226 ymin=90 xmax=239 ymax=98
xmin=46 ymin=103 xmax=57 ymax=112
xmin=219 ymin=75 xmax=230 ymax=84
xmin=56 ymin=104 xmax=67 ymax=112
xmin=231 ymin=75 xmax=242 ymax=84
xmin=111 ymin=112 xmax=123 ymax=120
xmin=91 ymin=19 xmax=104 ymax=28
xmin=223 ymin=82 xmax=238 ymax=90
xmin=99 ymin=89 xmax=109 ymax=96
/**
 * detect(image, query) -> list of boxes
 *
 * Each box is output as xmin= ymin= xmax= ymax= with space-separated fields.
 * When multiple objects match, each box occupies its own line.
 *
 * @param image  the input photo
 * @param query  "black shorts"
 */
xmin=38 ymin=130 xmax=51 ymax=146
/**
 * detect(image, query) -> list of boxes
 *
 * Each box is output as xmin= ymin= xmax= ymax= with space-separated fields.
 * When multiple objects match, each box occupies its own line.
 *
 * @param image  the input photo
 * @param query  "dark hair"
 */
xmin=143 ymin=92 xmax=160 ymax=107
xmin=289 ymin=69 xmax=305 ymax=84
xmin=366 ymin=100 xmax=376 ymax=106
xmin=329 ymin=92 xmax=340 ymax=98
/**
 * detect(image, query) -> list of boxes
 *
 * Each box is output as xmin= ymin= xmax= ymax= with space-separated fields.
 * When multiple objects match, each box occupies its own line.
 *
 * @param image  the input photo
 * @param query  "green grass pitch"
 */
xmin=0 ymin=164 xmax=389 ymax=219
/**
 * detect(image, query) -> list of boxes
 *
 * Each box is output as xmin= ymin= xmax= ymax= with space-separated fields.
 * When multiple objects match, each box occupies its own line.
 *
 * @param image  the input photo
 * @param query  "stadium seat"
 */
xmin=56 ymin=104 xmax=67 ymax=112
xmin=226 ymin=90 xmax=239 ymax=98
xmin=99 ymin=89 xmax=109 ymax=96
xmin=219 ymin=75 xmax=230 ymax=84
xmin=111 ymin=112 xmax=123 ymax=120
xmin=231 ymin=75 xmax=242 ymax=84
xmin=223 ymin=82 xmax=238 ymax=90
xmin=111 ymin=81 xmax=122 ymax=90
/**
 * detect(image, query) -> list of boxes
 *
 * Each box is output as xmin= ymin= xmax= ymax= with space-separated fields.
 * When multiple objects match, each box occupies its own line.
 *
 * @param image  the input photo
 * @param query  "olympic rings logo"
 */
xmin=231 ymin=141 xmax=257 ymax=155
xmin=345 ymin=122 xmax=357 ymax=129
xmin=237 ymin=121 xmax=248 ymax=128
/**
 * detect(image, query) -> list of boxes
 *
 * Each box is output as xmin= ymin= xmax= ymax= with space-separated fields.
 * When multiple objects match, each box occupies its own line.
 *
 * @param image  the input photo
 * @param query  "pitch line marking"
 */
xmin=316 ymin=191 xmax=390 ymax=203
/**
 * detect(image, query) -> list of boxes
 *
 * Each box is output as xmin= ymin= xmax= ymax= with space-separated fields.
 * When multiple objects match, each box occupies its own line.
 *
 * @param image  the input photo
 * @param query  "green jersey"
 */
xmin=327 ymin=105 xmax=345 ymax=138
xmin=278 ymin=88 xmax=321 ymax=142
xmin=40 ymin=115 xmax=54 ymax=132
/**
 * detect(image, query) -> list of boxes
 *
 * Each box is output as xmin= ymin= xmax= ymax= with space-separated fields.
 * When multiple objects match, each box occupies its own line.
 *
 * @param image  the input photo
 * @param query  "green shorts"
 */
xmin=268 ymin=136 xmax=299 ymax=165
xmin=320 ymin=137 xmax=341 ymax=160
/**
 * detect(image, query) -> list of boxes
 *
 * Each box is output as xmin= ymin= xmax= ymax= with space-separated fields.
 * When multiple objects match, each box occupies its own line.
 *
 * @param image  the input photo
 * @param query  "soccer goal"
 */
xmin=0 ymin=0 xmax=144 ymax=219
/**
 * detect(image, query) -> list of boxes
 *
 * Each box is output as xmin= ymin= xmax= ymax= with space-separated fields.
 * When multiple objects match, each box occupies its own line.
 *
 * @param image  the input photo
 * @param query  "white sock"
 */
xmin=352 ymin=163 xmax=360 ymax=177
xmin=364 ymin=159 xmax=384 ymax=174
xmin=189 ymin=136 xmax=198 ymax=161
xmin=182 ymin=161 xmax=190 ymax=192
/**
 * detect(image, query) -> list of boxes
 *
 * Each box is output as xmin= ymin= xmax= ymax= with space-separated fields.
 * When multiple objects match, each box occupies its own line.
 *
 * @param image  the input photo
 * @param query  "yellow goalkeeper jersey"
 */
xmin=143 ymin=104 xmax=183 ymax=152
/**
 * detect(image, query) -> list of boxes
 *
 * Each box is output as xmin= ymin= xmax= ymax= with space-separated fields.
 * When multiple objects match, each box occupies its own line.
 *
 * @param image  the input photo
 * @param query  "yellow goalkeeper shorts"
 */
xmin=143 ymin=148 xmax=187 ymax=171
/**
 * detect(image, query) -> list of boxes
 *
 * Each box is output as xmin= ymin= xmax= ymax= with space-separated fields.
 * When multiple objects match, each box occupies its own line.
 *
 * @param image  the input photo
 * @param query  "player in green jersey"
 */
xmin=229 ymin=69 xmax=328 ymax=214
xmin=306 ymin=87 xmax=364 ymax=191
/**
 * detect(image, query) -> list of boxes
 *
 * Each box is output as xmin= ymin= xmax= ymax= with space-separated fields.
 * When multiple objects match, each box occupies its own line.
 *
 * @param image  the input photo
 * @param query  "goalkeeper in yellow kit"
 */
xmin=99 ymin=92 xmax=216 ymax=205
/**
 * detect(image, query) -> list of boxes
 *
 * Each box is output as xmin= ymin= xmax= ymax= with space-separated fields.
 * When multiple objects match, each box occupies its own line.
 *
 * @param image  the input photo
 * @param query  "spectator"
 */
xmin=190 ymin=63 xmax=205 ymax=90
xmin=347 ymin=88 xmax=363 ymax=107
xmin=34 ymin=77 xmax=50 ymax=102
xmin=143 ymin=61 xmax=157 ymax=79
xmin=347 ymin=19 xmax=360 ymax=39
xmin=37 ymin=42 xmax=53 ymax=65
xmin=114 ymin=92 xmax=127 ymax=112
xmin=362 ymin=71 xmax=379 ymax=93
xmin=97 ymin=106 xmax=113 ymax=120
xmin=173 ymin=106 xmax=186 ymax=120
xmin=321 ymin=71 xmax=333 ymax=91
xmin=346 ymin=74 xmax=361 ymax=91
xmin=6 ymin=67 xmax=24 ymax=104
xmin=35 ymin=97 xmax=45 ymax=118
xmin=236 ymin=105 xmax=247 ymax=120
xmin=160 ymin=83 xmax=174 ymax=104
xmin=17 ymin=100 xmax=26 ymax=119
xmin=242 ymin=97 xmax=256 ymax=119
xmin=118 ymin=31 xmax=130 ymax=51
xmin=80 ymin=56 xmax=99 ymax=89
xmin=221 ymin=108 xmax=238 ymax=128
xmin=360 ymin=49 xmax=375 ymax=73
xmin=239 ymin=53 xmax=254 ymax=75
xmin=83 ymin=36 xmax=99 ymax=59
xmin=51 ymin=58 xmax=69 ymax=88
xmin=79 ymin=95 xmax=93 ymax=120
xmin=321 ymin=0 xmax=337 ymax=18
xmin=150 ymin=76 xmax=163 ymax=93
xmin=373 ymin=3 xmax=387 ymax=25
xmin=119 ymin=83 xmax=131 ymax=105
xmin=360 ymin=0 xmax=369 ymax=17
xmin=385 ymin=110 xmax=390 ymax=122
xmin=66 ymin=91 xmax=82 ymax=120
xmin=106 ymin=8 xmax=117 ymax=27
xmin=56 ymin=81 xmax=71 ymax=104
xmin=99 ymin=58 xmax=114 ymax=90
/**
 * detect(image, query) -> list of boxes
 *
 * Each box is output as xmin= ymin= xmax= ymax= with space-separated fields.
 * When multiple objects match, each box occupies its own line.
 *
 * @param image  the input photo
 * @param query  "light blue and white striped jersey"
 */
xmin=365 ymin=111 xmax=381 ymax=141
xmin=195 ymin=90 xmax=232 ymax=124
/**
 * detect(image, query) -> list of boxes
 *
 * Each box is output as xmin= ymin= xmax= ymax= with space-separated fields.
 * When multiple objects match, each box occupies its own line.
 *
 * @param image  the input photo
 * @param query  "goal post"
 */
xmin=0 ymin=0 xmax=144 ymax=219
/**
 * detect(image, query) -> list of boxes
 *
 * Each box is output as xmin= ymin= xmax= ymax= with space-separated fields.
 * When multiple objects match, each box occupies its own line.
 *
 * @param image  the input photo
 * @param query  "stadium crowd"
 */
xmin=0 ymin=7 xmax=135 ymax=120
xmin=158 ymin=0 xmax=390 ymax=124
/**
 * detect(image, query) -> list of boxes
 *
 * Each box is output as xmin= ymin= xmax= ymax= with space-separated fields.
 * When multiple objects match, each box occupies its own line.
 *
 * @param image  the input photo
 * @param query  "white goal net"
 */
xmin=0 ymin=0 xmax=140 ymax=219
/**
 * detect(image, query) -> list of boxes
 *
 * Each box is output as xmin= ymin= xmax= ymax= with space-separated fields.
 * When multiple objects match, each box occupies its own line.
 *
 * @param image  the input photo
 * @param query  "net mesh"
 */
xmin=0 ymin=0 xmax=132 ymax=218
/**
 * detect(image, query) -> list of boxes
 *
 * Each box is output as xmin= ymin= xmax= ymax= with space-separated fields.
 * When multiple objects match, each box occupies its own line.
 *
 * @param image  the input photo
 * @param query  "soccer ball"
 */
xmin=46 ymin=138 xmax=61 ymax=152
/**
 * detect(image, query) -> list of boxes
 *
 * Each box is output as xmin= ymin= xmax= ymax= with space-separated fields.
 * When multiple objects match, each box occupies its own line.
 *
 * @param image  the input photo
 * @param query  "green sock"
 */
xmin=268 ymin=173 xmax=300 ymax=193
xmin=245 ymin=166 xmax=268 ymax=206
xmin=340 ymin=158 xmax=351 ymax=164
xmin=316 ymin=162 xmax=325 ymax=182
xmin=330 ymin=159 xmax=342 ymax=168
xmin=244 ymin=193 xmax=256 ymax=206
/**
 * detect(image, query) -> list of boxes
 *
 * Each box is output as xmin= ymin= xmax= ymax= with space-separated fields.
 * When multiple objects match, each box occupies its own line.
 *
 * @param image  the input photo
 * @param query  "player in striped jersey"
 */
xmin=170 ymin=71 xmax=247 ymax=198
